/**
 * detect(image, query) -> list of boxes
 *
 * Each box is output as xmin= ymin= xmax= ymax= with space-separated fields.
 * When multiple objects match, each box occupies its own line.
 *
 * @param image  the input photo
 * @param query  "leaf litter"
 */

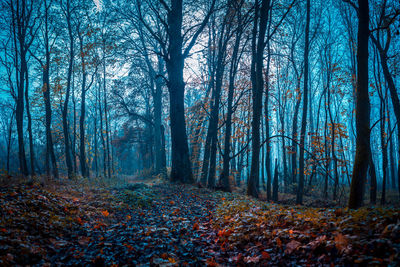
xmin=0 ymin=180 xmax=399 ymax=266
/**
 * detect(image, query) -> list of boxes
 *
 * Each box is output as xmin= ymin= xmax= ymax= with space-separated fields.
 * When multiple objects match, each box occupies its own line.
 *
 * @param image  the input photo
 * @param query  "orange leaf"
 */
xmin=76 ymin=217 xmax=83 ymax=225
xmin=261 ymin=251 xmax=271 ymax=260
xmin=193 ymin=222 xmax=199 ymax=231
xmin=276 ymin=237 xmax=282 ymax=248
xmin=101 ymin=210 xmax=109 ymax=217
xmin=206 ymin=258 xmax=218 ymax=267
xmin=161 ymin=253 xmax=168 ymax=259
xmin=334 ymin=233 xmax=348 ymax=251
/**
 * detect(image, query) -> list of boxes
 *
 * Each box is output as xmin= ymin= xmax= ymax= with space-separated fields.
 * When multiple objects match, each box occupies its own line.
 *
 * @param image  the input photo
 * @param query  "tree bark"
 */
xmin=348 ymin=0 xmax=370 ymax=209
xmin=62 ymin=0 xmax=74 ymax=179
xmin=371 ymin=34 xmax=400 ymax=196
xmin=248 ymin=0 xmax=270 ymax=198
xmin=296 ymin=0 xmax=310 ymax=205
xmin=12 ymin=0 xmax=29 ymax=176
xmin=25 ymin=64 xmax=35 ymax=176
xmin=272 ymin=158 xmax=279 ymax=201
xmin=78 ymin=30 xmax=89 ymax=178
xmin=166 ymin=0 xmax=193 ymax=183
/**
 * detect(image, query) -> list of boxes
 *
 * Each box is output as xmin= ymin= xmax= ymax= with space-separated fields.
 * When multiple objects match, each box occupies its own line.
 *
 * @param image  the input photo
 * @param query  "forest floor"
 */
xmin=0 ymin=176 xmax=400 ymax=266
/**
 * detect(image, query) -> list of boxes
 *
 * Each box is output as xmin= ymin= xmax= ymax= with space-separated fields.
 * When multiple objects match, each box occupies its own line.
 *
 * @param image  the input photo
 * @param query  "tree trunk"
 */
xmin=248 ymin=0 xmax=270 ymax=198
xmin=42 ymin=0 xmax=59 ymax=179
xmin=380 ymin=97 xmax=388 ymax=205
xmin=388 ymin=115 xmax=396 ymax=189
xmin=207 ymin=24 xmax=229 ymax=188
xmin=369 ymin=151 xmax=377 ymax=204
xmin=265 ymin=46 xmax=272 ymax=201
xmin=272 ymin=158 xmax=279 ymax=202
xmin=348 ymin=0 xmax=370 ymax=209
xmin=6 ymin=111 xmax=15 ymax=173
xmin=296 ymin=0 xmax=310 ymax=205
xmin=13 ymin=0 xmax=29 ymax=176
xmin=166 ymin=0 xmax=197 ymax=183
xmin=78 ymin=32 xmax=88 ymax=178
xmin=154 ymin=58 xmax=166 ymax=176
xmin=62 ymin=0 xmax=74 ymax=179
xmin=25 ymin=65 xmax=35 ymax=176
xmin=371 ymin=34 xmax=400 ymax=196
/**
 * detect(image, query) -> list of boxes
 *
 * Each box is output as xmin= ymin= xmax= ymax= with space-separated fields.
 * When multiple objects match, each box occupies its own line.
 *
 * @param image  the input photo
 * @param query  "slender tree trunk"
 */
xmin=6 ymin=111 xmax=15 ymax=173
xmin=62 ymin=0 xmax=74 ymax=178
xmin=388 ymin=115 xmax=396 ymax=189
xmin=154 ymin=59 xmax=166 ymax=176
xmin=94 ymin=108 xmax=98 ymax=177
xmin=97 ymin=79 xmax=106 ymax=177
xmin=380 ymin=97 xmax=388 ymax=205
xmin=327 ymin=69 xmax=339 ymax=200
xmin=42 ymin=0 xmax=59 ymax=179
xmin=72 ymin=75 xmax=77 ymax=174
xmin=369 ymin=151 xmax=377 ymax=204
xmin=13 ymin=1 xmax=29 ymax=175
xmin=207 ymin=40 xmax=227 ymax=188
xmin=272 ymin=158 xmax=279 ymax=201
xmin=78 ymin=32 xmax=88 ymax=177
xmin=248 ymin=0 xmax=270 ymax=198
xmin=348 ymin=0 xmax=370 ymax=209
xmin=25 ymin=65 xmax=35 ymax=176
xmin=265 ymin=46 xmax=272 ymax=200
xmin=371 ymin=35 xmax=400 ymax=196
xmin=104 ymin=63 xmax=111 ymax=178
xmin=200 ymin=20 xmax=217 ymax=186
xmin=296 ymin=0 xmax=310 ymax=204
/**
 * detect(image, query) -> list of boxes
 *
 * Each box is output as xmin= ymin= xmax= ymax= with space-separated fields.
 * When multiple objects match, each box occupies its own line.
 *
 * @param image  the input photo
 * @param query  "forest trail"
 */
xmin=0 ymin=180 xmax=221 ymax=266
xmin=1 ymin=179 xmax=400 ymax=266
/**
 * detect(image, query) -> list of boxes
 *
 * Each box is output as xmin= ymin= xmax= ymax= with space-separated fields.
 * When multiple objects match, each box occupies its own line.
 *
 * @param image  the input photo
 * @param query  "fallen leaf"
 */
xmin=334 ymin=233 xmax=348 ymax=252
xmin=101 ymin=210 xmax=109 ymax=217
xmin=206 ymin=257 xmax=218 ymax=266
xmin=285 ymin=240 xmax=301 ymax=254
xmin=261 ymin=251 xmax=271 ymax=260
xmin=244 ymin=255 xmax=260 ymax=263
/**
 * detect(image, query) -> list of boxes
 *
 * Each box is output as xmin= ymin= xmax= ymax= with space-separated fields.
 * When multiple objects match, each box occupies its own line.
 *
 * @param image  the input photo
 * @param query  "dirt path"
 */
xmin=67 ymin=184 xmax=219 ymax=266
xmin=0 ymin=182 xmax=221 ymax=266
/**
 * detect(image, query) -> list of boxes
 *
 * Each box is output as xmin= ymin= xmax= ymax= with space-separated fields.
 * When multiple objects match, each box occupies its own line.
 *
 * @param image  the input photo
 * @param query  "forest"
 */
xmin=0 ymin=0 xmax=400 ymax=265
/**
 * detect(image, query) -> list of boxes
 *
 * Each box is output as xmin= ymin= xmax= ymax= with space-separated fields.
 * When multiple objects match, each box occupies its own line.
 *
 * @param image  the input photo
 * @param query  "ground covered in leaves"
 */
xmin=0 ymin=178 xmax=399 ymax=266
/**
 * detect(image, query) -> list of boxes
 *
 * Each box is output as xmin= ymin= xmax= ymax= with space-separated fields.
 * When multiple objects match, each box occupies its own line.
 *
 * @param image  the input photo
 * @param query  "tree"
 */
xmin=137 ymin=0 xmax=215 ymax=183
xmin=220 ymin=0 xmax=248 ymax=192
xmin=60 ymin=0 xmax=75 ymax=179
xmin=348 ymin=0 xmax=370 ymax=209
xmin=370 ymin=2 xmax=400 ymax=196
xmin=248 ymin=0 xmax=270 ymax=198
xmin=10 ymin=0 xmax=36 ymax=176
xmin=77 ymin=10 xmax=98 ymax=177
xmin=39 ymin=0 xmax=59 ymax=179
xmin=296 ymin=0 xmax=310 ymax=205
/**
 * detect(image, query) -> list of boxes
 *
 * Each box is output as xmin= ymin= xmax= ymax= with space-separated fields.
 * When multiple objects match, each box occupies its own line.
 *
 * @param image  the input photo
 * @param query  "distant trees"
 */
xmin=9 ymin=0 xmax=37 ymax=176
xmin=0 ymin=0 xmax=399 ymax=210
